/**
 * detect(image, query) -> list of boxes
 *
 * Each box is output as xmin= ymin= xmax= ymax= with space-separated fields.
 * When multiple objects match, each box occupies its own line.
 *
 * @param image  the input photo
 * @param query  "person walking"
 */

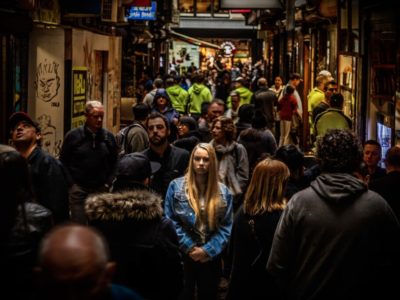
xmin=60 ymin=100 xmax=118 ymax=224
xmin=267 ymin=129 xmax=400 ymax=300
xmin=164 ymin=143 xmax=233 ymax=300
xmin=277 ymin=85 xmax=300 ymax=146
xmin=226 ymin=158 xmax=289 ymax=300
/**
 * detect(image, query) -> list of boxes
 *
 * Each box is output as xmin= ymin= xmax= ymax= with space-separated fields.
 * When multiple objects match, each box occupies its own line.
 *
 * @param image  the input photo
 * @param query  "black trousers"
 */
xmin=180 ymin=254 xmax=222 ymax=300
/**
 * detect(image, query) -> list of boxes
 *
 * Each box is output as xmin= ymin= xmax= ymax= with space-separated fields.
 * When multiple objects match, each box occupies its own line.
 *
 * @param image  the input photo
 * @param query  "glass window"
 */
xmin=179 ymin=0 xmax=194 ymax=13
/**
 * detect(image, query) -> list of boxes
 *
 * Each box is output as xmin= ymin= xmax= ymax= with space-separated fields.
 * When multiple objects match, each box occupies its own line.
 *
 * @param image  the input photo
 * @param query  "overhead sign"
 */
xmin=220 ymin=0 xmax=283 ymax=9
xmin=127 ymin=1 xmax=157 ymax=21
xmin=220 ymin=41 xmax=236 ymax=58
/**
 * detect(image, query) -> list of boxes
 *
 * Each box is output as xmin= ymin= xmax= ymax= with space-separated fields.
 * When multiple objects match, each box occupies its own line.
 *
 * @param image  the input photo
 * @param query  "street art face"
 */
xmin=35 ymin=60 xmax=60 ymax=102
xmin=37 ymin=114 xmax=61 ymax=157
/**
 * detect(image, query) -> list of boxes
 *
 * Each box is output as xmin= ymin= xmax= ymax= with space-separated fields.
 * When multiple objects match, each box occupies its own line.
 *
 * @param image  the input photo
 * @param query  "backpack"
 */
xmin=115 ymin=122 xmax=143 ymax=157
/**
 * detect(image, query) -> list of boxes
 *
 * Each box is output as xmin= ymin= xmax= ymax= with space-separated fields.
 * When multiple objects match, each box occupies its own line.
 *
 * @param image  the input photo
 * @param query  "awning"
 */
xmin=168 ymin=30 xmax=221 ymax=50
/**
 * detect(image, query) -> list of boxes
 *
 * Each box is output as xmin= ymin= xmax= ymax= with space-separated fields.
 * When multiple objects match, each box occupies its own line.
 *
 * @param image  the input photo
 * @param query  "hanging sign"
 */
xmin=220 ymin=41 xmax=236 ymax=58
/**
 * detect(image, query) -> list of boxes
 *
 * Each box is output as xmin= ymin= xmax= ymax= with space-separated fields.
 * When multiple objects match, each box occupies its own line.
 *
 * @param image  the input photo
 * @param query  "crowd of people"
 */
xmin=1 ymin=64 xmax=400 ymax=300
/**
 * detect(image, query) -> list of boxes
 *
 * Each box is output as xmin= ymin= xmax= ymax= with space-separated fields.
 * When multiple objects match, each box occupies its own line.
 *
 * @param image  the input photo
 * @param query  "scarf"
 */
xmin=211 ymin=140 xmax=242 ymax=196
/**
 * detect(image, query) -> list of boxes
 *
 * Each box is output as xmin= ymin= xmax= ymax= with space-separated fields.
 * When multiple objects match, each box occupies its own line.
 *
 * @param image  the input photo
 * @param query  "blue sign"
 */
xmin=127 ymin=1 xmax=157 ymax=21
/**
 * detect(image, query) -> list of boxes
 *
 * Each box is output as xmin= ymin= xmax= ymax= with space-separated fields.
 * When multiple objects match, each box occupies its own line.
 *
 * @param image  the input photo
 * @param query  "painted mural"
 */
xmin=35 ymin=59 xmax=61 ymax=102
xmin=29 ymin=28 xmax=65 ymax=158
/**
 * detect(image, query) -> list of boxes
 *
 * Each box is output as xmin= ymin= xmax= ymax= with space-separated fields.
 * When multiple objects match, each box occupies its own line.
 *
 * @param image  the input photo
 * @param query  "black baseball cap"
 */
xmin=9 ymin=112 xmax=41 ymax=132
xmin=116 ymin=153 xmax=161 ymax=182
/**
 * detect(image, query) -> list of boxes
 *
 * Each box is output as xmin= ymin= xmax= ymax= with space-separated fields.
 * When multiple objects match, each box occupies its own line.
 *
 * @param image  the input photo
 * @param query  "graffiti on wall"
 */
xmin=35 ymin=59 xmax=60 ymax=102
xmin=37 ymin=113 xmax=62 ymax=157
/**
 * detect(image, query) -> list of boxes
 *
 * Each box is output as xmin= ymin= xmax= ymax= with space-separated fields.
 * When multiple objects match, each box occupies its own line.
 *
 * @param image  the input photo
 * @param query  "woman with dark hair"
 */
xmin=164 ymin=143 xmax=233 ymax=300
xmin=227 ymin=158 xmax=289 ymax=300
xmin=0 ymin=145 xmax=53 ymax=299
xmin=173 ymin=116 xmax=201 ymax=154
xmin=210 ymin=116 xmax=249 ymax=211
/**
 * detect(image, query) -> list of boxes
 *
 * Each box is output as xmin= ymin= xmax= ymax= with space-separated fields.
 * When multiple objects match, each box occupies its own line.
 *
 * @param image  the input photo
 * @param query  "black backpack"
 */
xmin=115 ymin=122 xmax=143 ymax=157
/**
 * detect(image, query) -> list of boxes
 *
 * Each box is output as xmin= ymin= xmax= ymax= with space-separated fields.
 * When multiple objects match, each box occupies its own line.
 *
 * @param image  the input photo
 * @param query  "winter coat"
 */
xmin=1 ymin=202 xmax=53 ymax=299
xmin=188 ymin=83 xmax=212 ymax=115
xmin=59 ymin=125 xmax=118 ymax=188
xmin=86 ymin=189 xmax=183 ymax=300
xmin=164 ymin=177 xmax=233 ymax=259
xmin=226 ymin=206 xmax=283 ymax=300
xmin=237 ymin=127 xmax=277 ymax=175
xmin=172 ymin=130 xmax=201 ymax=154
xmin=28 ymin=146 xmax=69 ymax=223
xmin=267 ymin=173 xmax=400 ymax=300
xmin=252 ymin=87 xmax=277 ymax=130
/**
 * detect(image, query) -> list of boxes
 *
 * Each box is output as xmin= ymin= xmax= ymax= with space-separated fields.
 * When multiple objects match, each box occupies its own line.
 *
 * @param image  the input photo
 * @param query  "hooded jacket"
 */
xmin=227 ymin=86 xmax=254 ymax=108
xmin=188 ymin=83 xmax=212 ymax=115
xmin=86 ymin=189 xmax=183 ymax=300
xmin=267 ymin=173 xmax=400 ymax=300
xmin=166 ymin=84 xmax=189 ymax=113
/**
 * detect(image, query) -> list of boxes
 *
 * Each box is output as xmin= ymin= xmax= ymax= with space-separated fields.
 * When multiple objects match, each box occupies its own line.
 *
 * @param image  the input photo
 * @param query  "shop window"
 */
xmin=339 ymin=54 xmax=357 ymax=120
xmin=179 ymin=0 xmax=228 ymax=17
xmin=179 ymin=0 xmax=194 ymax=13
xmin=339 ymin=0 xmax=359 ymax=54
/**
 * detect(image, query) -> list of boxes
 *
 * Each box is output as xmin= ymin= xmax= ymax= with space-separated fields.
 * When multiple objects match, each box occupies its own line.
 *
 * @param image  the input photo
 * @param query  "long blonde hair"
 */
xmin=185 ymin=143 xmax=221 ymax=230
xmin=244 ymin=158 xmax=289 ymax=215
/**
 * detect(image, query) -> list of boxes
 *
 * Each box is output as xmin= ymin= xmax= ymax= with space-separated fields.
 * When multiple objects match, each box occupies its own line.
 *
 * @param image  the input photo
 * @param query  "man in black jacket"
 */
xmin=252 ymin=77 xmax=277 ymax=133
xmin=141 ymin=112 xmax=189 ymax=198
xmin=369 ymin=146 xmax=400 ymax=220
xmin=85 ymin=152 xmax=183 ymax=299
xmin=60 ymin=101 xmax=118 ymax=224
xmin=9 ymin=112 xmax=69 ymax=223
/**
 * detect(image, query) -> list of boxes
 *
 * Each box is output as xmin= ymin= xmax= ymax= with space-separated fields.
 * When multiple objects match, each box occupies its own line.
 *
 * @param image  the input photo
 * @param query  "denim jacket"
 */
xmin=164 ymin=176 xmax=233 ymax=259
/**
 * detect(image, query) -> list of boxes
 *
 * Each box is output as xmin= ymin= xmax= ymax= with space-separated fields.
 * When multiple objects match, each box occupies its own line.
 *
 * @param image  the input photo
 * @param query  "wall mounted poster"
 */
xmin=72 ymin=67 xmax=88 ymax=129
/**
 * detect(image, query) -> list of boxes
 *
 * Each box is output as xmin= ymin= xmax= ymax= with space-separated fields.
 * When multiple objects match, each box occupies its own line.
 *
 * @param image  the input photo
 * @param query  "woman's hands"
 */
xmin=189 ymin=246 xmax=210 ymax=263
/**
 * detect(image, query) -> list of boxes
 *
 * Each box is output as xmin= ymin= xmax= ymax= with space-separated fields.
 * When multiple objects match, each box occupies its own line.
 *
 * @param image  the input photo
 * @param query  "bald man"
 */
xmin=35 ymin=225 xmax=142 ymax=300
xmin=253 ymin=77 xmax=277 ymax=132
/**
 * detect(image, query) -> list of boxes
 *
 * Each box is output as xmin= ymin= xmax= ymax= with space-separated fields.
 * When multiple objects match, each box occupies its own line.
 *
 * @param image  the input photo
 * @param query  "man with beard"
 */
xmin=141 ymin=112 xmax=189 ymax=197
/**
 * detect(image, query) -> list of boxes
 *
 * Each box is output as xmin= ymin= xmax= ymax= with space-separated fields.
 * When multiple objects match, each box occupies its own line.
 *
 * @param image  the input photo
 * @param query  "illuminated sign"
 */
xmin=220 ymin=41 xmax=236 ymax=58
xmin=127 ymin=1 xmax=157 ymax=21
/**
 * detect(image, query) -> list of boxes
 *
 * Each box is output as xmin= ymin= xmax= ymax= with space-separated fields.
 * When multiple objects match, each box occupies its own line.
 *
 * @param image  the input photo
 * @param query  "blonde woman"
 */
xmin=226 ymin=158 xmax=289 ymax=300
xmin=164 ymin=143 xmax=233 ymax=300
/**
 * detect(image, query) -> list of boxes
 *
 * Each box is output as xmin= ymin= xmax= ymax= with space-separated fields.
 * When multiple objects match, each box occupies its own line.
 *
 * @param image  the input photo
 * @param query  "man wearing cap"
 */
xmin=85 ymin=152 xmax=183 ymax=299
xmin=141 ymin=112 xmax=190 ymax=198
xmin=9 ymin=112 xmax=69 ymax=223
xmin=60 ymin=100 xmax=118 ymax=224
